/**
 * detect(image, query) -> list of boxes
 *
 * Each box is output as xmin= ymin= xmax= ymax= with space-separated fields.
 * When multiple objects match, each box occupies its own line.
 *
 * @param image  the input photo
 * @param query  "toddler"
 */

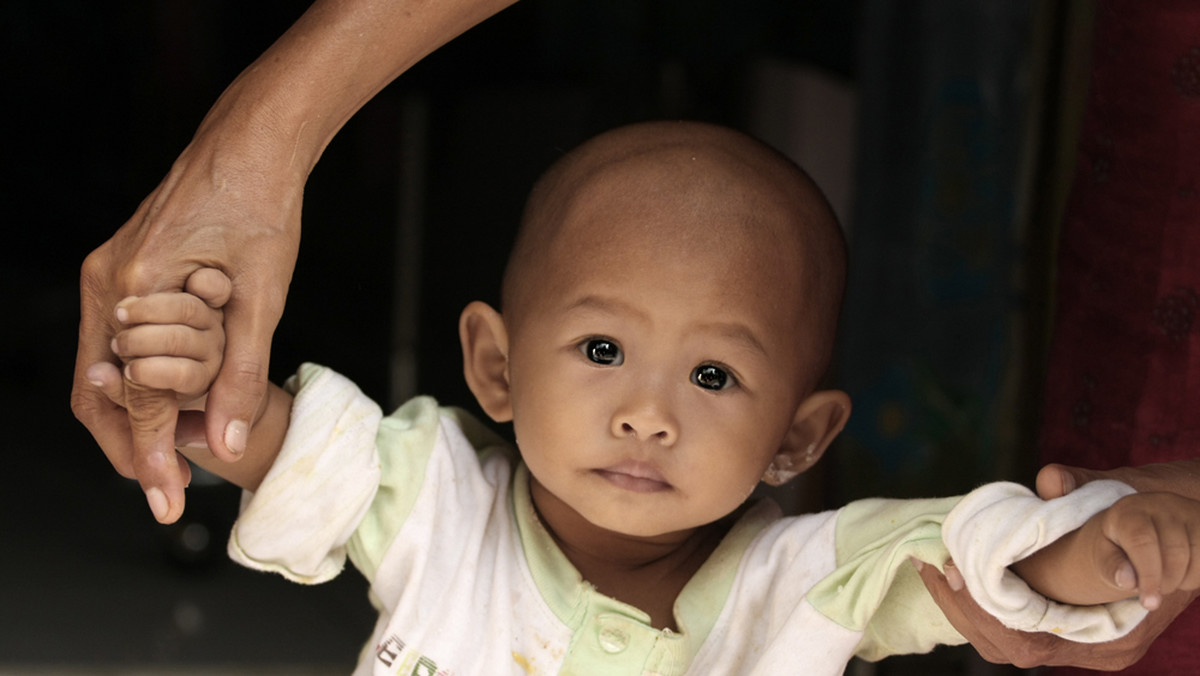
xmin=101 ymin=121 xmax=1200 ymax=675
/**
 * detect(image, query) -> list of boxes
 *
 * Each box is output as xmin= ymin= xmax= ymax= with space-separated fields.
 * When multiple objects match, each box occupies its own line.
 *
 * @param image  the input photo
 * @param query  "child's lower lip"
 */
xmin=593 ymin=468 xmax=671 ymax=493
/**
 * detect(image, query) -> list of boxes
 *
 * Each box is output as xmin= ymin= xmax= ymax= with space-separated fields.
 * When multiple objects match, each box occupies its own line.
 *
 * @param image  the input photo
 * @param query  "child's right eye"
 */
xmin=581 ymin=338 xmax=623 ymax=366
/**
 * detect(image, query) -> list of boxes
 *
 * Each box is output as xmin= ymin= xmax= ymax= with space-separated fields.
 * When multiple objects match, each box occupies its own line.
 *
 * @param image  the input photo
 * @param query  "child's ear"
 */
xmin=761 ymin=390 xmax=851 ymax=486
xmin=459 ymin=301 xmax=513 ymax=423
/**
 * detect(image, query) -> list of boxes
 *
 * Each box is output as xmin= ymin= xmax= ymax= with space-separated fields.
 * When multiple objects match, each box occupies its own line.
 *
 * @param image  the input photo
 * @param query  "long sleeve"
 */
xmin=808 ymin=480 xmax=1146 ymax=661
xmin=227 ymin=363 xmax=384 ymax=584
xmin=943 ymin=479 xmax=1148 ymax=641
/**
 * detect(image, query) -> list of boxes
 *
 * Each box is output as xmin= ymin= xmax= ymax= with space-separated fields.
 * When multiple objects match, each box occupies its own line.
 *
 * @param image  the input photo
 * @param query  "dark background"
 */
xmin=0 ymin=1 xmax=1039 ymax=673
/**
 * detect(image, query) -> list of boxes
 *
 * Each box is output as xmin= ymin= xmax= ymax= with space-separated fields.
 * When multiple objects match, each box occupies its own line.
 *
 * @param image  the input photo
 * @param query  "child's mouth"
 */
xmin=594 ymin=461 xmax=671 ymax=493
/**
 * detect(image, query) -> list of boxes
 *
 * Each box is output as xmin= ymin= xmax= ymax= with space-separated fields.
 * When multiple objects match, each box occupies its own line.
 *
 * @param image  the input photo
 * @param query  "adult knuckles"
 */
xmin=69 ymin=384 xmax=103 ymax=427
xmin=115 ymin=257 xmax=162 ymax=295
xmin=998 ymin=632 xmax=1064 ymax=669
xmin=980 ymin=630 xmax=1141 ymax=670
xmin=79 ymin=247 xmax=110 ymax=291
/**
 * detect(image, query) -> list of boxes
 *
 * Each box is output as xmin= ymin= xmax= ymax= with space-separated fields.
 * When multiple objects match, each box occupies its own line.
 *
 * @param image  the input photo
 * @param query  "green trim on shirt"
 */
xmin=346 ymin=395 xmax=442 ymax=583
xmin=346 ymin=400 xmax=512 ymax=584
xmin=808 ymin=495 xmax=966 ymax=660
xmin=511 ymin=465 xmax=779 ymax=675
xmin=335 ymin=390 xmax=964 ymax=671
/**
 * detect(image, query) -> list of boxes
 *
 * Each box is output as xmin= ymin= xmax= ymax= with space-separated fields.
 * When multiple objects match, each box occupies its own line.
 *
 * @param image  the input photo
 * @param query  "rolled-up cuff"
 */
xmin=944 ymin=480 xmax=1147 ymax=643
xmin=228 ymin=363 xmax=383 ymax=584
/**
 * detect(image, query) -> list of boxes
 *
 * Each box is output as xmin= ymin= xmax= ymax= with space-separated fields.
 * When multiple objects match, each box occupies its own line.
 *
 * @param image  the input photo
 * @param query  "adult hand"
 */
xmin=919 ymin=459 xmax=1200 ymax=669
xmin=72 ymin=124 xmax=301 ymax=525
xmin=918 ymin=560 xmax=1191 ymax=670
xmin=1037 ymin=460 xmax=1200 ymax=501
xmin=70 ymin=0 xmax=521 ymax=525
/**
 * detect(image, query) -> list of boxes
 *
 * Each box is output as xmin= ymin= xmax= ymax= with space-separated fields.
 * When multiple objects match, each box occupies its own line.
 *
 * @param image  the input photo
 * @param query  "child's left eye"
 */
xmin=691 ymin=364 xmax=734 ymax=391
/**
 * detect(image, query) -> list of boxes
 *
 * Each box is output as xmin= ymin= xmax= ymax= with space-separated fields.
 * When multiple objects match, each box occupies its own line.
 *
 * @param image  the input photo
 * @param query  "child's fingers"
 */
xmin=116 ymin=291 xmax=223 ymax=330
xmin=1102 ymin=497 xmax=1165 ymax=609
xmin=1108 ymin=493 xmax=1200 ymax=609
xmin=124 ymin=356 xmax=219 ymax=398
xmin=1154 ymin=521 xmax=1194 ymax=597
xmin=1182 ymin=520 xmax=1200 ymax=592
xmin=1145 ymin=498 xmax=1200 ymax=596
xmin=113 ymin=323 xmax=224 ymax=363
xmin=1113 ymin=558 xmax=1138 ymax=592
xmin=1086 ymin=525 xmax=1141 ymax=597
xmin=185 ymin=267 xmax=233 ymax=309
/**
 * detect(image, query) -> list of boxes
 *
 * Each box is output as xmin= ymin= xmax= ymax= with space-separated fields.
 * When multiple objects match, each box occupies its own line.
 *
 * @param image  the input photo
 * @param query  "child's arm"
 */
xmin=1011 ymin=492 xmax=1200 ymax=610
xmin=176 ymin=382 xmax=292 ymax=492
xmin=101 ymin=269 xmax=290 ymax=491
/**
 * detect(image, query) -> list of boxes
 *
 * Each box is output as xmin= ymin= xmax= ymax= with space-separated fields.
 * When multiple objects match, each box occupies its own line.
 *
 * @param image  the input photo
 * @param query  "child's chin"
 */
xmin=589 ymin=514 xmax=692 ymax=540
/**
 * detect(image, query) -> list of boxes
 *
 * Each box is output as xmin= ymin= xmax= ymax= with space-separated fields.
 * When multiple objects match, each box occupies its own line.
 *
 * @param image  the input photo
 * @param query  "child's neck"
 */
xmin=529 ymin=477 xmax=727 ymax=631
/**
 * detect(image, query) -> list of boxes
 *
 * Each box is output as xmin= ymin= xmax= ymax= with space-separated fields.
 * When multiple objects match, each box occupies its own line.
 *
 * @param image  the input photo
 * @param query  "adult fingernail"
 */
xmin=225 ymin=420 xmax=248 ymax=457
xmin=909 ymin=556 xmax=924 ymax=572
xmin=1061 ymin=471 xmax=1076 ymax=494
xmin=85 ymin=362 xmax=108 ymax=388
xmin=1142 ymin=593 xmax=1161 ymax=611
xmin=145 ymin=487 xmax=169 ymax=522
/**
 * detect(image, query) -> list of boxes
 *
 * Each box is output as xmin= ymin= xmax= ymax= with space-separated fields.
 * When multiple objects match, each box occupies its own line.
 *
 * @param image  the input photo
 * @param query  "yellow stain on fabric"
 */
xmin=513 ymin=651 xmax=534 ymax=673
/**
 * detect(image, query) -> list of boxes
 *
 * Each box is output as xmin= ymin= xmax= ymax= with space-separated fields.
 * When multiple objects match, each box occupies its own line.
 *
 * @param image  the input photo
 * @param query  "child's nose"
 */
xmin=611 ymin=386 xmax=679 ymax=445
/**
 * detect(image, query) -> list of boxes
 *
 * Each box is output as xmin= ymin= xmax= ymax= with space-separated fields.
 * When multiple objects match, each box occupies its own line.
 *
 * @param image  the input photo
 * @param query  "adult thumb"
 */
xmin=1036 ymin=463 xmax=1099 ymax=500
xmin=203 ymin=299 xmax=274 ymax=462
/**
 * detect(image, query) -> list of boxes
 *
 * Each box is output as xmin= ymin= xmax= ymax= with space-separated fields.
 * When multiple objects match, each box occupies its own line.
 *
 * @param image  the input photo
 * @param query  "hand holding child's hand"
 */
xmin=90 ymin=267 xmax=288 ymax=494
xmin=923 ymin=464 xmax=1200 ymax=669
xmin=111 ymin=267 xmax=230 ymax=404
xmin=87 ymin=267 xmax=231 ymax=442
xmin=1083 ymin=492 xmax=1200 ymax=611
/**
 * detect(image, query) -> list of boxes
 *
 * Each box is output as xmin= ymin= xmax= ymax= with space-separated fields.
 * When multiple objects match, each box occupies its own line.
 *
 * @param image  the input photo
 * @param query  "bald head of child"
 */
xmin=460 ymin=121 xmax=850 ymax=537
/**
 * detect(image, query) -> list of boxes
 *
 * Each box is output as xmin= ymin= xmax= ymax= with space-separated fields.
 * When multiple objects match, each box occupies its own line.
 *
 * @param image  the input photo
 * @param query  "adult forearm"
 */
xmin=197 ymin=0 xmax=519 ymax=181
xmin=75 ymin=0 xmax=518 ymax=525
xmin=1039 ymin=459 xmax=1200 ymax=503
xmin=1124 ymin=459 xmax=1200 ymax=499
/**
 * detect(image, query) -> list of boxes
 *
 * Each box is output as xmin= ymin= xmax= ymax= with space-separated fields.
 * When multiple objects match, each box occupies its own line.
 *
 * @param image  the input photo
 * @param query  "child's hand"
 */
xmin=1082 ymin=492 xmax=1200 ymax=610
xmin=100 ymin=268 xmax=231 ymax=408
xmin=90 ymin=267 xmax=288 ymax=493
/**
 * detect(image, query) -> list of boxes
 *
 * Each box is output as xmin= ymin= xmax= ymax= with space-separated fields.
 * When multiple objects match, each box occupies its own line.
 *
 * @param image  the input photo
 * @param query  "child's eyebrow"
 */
xmin=563 ymin=295 xmax=768 ymax=358
xmin=694 ymin=320 xmax=769 ymax=359
xmin=562 ymin=295 xmax=650 ymax=322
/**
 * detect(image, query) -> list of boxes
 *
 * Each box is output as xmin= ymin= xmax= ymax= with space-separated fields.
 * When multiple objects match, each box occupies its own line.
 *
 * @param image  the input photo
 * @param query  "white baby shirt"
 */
xmin=228 ymin=364 xmax=1146 ymax=675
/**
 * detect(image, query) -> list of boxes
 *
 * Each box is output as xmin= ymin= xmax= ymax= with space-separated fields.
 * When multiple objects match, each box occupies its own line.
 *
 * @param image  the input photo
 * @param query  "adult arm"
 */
xmin=71 ymin=0 xmax=518 ymax=524
xmin=1037 ymin=459 xmax=1200 ymax=502
xmin=920 ymin=460 xmax=1200 ymax=669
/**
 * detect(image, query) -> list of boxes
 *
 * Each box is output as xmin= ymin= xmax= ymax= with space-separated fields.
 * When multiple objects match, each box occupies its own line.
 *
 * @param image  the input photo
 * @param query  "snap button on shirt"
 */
xmin=559 ymin=590 xmax=689 ymax=672
xmin=598 ymin=623 xmax=630 ymax=653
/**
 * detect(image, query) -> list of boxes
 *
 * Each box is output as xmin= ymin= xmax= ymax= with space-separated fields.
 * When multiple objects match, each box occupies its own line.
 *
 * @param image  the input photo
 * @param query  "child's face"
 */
xmin=502 ymin=155 xmax=820 ymax=538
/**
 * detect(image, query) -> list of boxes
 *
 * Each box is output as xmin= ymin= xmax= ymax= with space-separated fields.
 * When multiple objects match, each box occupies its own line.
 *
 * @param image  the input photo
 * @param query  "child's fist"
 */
xmin=108 ymin=267 xmax=231 ymax=404
xmin=1094 ymin=492 xmax=1200 ymax=610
